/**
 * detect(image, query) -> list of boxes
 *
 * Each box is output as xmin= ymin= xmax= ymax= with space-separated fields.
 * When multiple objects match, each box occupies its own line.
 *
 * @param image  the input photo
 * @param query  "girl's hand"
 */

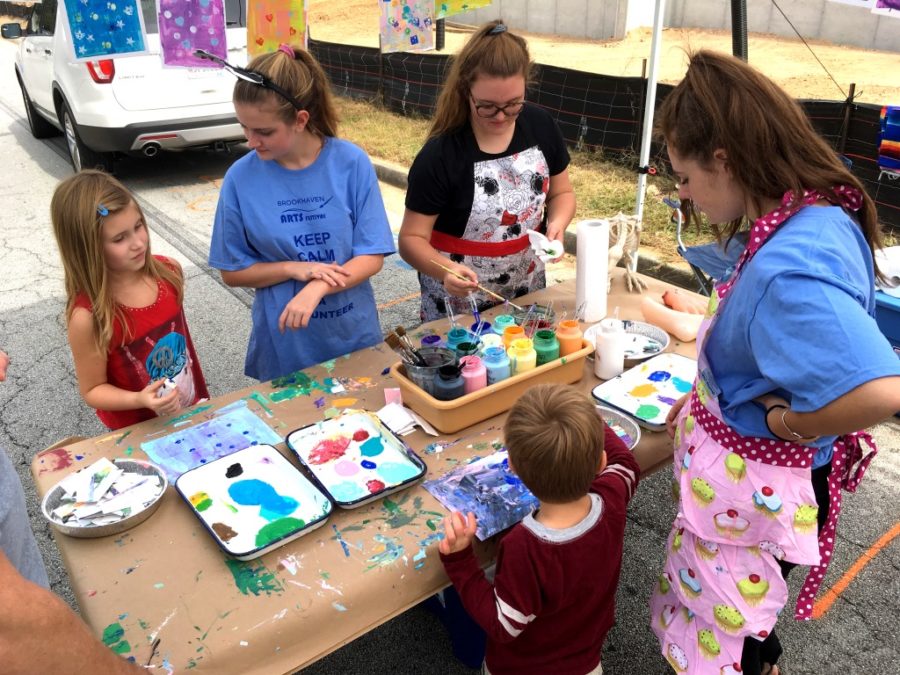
xmin=544 ymin=222 xmax=566 ymax=263
xmin=438 ymin=511 xmax=477 ymax=555
xmin=292 ymin=262 xmax=351 ymax=288
xmin=443 ymin=263 xmax=478 ymax=297
xmin=666 ymin=394 xmax=690 ymax=439
xmin=137 ymin=380 xmax=181 ymax=416
xmin=279 ymin=284 xmax=326 ymax=332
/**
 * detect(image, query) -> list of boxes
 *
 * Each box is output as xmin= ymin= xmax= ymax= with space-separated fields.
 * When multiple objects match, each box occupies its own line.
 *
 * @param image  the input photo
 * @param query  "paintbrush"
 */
xmin=430 ymin=260 xmax=524 ymax=311
xmin=395 ymin=326 xmax=427 ymax=365
xmin=385 ymin=333 xmax=415 ymax=365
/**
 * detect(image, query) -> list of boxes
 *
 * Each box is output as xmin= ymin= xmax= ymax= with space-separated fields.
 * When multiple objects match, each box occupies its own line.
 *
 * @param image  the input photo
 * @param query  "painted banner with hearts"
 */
xmin=248 ymin=0 xmax=306 ymax=57
xmin=157 ymin=0 xmax=228 ymax=67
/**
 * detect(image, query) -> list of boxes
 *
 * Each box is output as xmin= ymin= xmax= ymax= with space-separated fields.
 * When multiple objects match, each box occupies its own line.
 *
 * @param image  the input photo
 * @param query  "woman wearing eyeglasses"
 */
xmin=399 ymin=20 xmax=576 ymax=322
xmin=208 ymin=46 xmax=395 ymax=381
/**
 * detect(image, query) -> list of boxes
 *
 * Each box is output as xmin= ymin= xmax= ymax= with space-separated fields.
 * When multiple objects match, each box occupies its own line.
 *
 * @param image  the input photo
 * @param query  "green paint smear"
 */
xmin=635 ymin=404 xmax=661 ymax=420
xmin=269 ymin=371 xmax=330 ymax=403
xmin=115 ymin=430 xmax=132 ymax=445
xmin=255 ymin=517 xmax=305 ymax=547
xmin=244 ymin=391 xmax=274 ymax=417
xmin=111 ymin=640 xmax=131 ymax=654
xmin=224 ymin=558 xmax=283 ymax=596
xmin=195 ymin=498 xmax=212 ymax=512
xmin=319 ymin=359 xmax=337 ymax=372
xmin=164 ymin=404 xmax=214 ymax=427
xmin=102 ymin=622 xmax=125 ymax=646
xmin=124 ymin=446 xmax=134 ymax=456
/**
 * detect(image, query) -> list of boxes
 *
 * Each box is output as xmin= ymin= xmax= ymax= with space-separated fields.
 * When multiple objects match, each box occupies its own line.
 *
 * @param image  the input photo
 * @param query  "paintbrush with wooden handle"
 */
xmin=430 ymin=260 xmax=524 ymax=311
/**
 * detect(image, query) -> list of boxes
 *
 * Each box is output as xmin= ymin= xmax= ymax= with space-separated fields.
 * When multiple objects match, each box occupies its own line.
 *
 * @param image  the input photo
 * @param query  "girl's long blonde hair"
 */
xmin=428 ymin=19 xmax=533 ymax=140
xmin=50 ymin=170 xmax=182 ymax=352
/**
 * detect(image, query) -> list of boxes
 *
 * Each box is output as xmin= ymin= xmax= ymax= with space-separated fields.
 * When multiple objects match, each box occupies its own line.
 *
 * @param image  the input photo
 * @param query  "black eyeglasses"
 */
xmin=470 ymin=95 xmax=525 ymax=119
xmin=194 ymin=49 xmax=304 ymax=110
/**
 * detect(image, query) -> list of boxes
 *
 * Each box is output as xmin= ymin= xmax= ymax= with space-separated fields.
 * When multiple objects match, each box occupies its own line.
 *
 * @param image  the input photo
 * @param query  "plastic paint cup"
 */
xmin=556 ymin=319 xmax=583 ymax=357
xmin=404 ymin=347 xmax=456 ymax=396
xmin=533 ymin=329 xmax=560 ymax=366
xmin=421 ymin=334 xmax=443 ymax=349
xmin=478 ymin=333 xmax=503 ymax=352
xmin=502 ymin=325 xmax=525 ymax=348
xmin=454 ymin=341 xmax=480 ymax=359
xmin=446 ymin=327 xmax=472 ymax=351
xmin=508 ymin=338 xmax=537 ymax=374
xmin=492 ymin=314 xmax=517 ymax=335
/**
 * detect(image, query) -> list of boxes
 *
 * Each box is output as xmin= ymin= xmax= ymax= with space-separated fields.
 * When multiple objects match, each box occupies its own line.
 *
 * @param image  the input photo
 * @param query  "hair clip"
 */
xmin=97 ymin=204 xmax=109 ymax=217
xmin=278 ymin=43 xmax=295 ymax=58
xmin=489 ymin=23 xmax=507 ymax=35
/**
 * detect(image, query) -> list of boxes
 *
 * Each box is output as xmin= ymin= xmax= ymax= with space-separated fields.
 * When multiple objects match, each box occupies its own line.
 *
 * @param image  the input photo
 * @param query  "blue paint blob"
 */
xmin=672 ymin=377 xmax=692 ymax=393
xmin=329 ymin=480 xmax=367 ymax=503
xmin=360 ymin=437 xmax=385 ymax=457
xmin=377 ymin=461 xmax=419 ymax=485
xmin=228 ymin=479 xmax=298 ymax=521
xmin=648 ymin=370 xmax=672 ymax=382
xmin=361 ymin=460 xmax=377 ymax=470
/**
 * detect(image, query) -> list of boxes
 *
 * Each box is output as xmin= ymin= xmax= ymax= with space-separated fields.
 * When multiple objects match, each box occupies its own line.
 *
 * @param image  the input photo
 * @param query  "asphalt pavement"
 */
xmin=0 ymin=39 xmax=898 ymax=675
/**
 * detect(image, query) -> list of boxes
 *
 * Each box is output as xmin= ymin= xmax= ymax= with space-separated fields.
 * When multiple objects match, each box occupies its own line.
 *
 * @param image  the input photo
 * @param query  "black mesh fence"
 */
xmin=0 ymin=1 xmax=33 ymax=19
xmin=304 ymin=38 xmax=900 ymax=229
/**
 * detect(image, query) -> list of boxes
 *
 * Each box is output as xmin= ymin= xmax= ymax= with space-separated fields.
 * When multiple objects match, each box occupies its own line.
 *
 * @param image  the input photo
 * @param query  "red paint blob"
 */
xmin=309 ymin=436 xmax=351 ymax=465
xmin=727 ymin=509 xmax=738 ymax=518
xmin=366 ymin=479 xmax=385 ymax=494
xmin=762 ymin=486 xmax=774 ymax=496
xmin=749 ymin=574 xmax=760 ymax=583
xmin=352 ymin=429 xmax=370 ymax=442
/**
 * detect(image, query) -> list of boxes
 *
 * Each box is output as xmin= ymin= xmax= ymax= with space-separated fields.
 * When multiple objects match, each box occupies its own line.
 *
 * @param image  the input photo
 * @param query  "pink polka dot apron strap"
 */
xmin=715 ymin=185 xmax=863 ymax=301
xmin=794 ymin=431 xmax=878 ymax=620
xmin=689 ymin=390 xmax=813 ymax=467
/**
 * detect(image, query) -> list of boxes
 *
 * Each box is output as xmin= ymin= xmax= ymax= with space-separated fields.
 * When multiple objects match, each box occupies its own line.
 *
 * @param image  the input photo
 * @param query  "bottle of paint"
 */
xmin=470 ymin=320 xmax=491 ymax=338
xmin=454 ymin=341 xmax=480 ymax=359
xmin=502 ymin=325 xmax=525 ymax=348
xmin=446 ymin=327 xmax=471 ymax=352
xmin=532 ymin=329 xmax=560 ymax=366
xmin=508 ymin=338 xmax=537 ymax=375
xmin=593 ymin=319 xmax=626 ymax=380
xmin=492 ymin=314 xmax=516 ymax=336
xmin=459 ymin=355 xmax=488 ymax=394
xmin=482 ymin=346 xmax=511 ymax=385
xmin=421 ymin=333 xmax=444 ymax=349
xmin=478 ymin=332 xmax=503 ymax=353
xmin=433 ymin=364 xmax=465 ymax=401
xmin=556 ymin=319 xmax=584 ymax=357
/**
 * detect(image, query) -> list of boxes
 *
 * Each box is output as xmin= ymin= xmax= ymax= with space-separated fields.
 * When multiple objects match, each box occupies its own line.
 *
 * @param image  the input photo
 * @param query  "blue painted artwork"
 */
xmin=63 ymin=0 xmax=147 ymax=61
xmin=423 ymin=450 xmax=539 ymax=540
xmin=140 ymin=401 xmax=283 ymax=481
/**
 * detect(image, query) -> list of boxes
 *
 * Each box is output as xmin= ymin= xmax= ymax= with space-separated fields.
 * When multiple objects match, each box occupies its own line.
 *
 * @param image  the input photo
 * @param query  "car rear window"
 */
xmin=140 ymin=0 xmax=246 ymax=33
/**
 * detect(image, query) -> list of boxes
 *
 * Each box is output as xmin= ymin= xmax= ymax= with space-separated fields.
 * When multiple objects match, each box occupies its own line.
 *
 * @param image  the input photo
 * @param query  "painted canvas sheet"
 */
xmin=434 ymin=0 xmax=492 ymax=20
xmin=62 ymin=0 xmax=148 ymax=61
xmin=873 ymin=0 xmax=900 ymax=16
xmin=247 ymin=0 xmax=306 ymax=57
xmin=423 ymin=450 xmax=539 ymax=540
xmin=175 ymin=444 xmax=332 ymax=559
xmin=591 ymin=352 xmax=697 ymax=431
xmin=879 ymin=106 xmax=900 ymax=183
xmin=380 ymin=0 xmax=434 ymax=53
xmin=286 ymin=411 xmax=426 ymax=507
xmin=140 ymin=401 xmax=283 ymax=481
xmin=827 ymin=0 xmax=874 ymax=7
xmin=157 ymin=0 xmax=227 ymax=67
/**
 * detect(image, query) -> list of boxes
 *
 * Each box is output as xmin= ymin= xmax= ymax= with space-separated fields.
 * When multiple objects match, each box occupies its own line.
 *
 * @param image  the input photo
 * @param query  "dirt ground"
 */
xmin=308 ymin=0 xmax=900 ymax=104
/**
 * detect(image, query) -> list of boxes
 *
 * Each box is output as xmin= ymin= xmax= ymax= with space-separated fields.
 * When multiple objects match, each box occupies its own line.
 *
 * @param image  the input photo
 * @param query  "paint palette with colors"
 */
xmin=286 ymin=410 xmax=427 ymax=508
xmin=174 ymin=444 xmax=332 ymax=560
xmin=591 ymin=352 xmax=697 ymax=431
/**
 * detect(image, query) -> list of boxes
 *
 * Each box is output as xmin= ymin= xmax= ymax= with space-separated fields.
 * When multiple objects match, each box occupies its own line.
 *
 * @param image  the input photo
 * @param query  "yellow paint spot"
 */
xmin=630 ymin=383 xmax=658 ymax=397
xmin=332 ymin=398 xmax=358 ymax=407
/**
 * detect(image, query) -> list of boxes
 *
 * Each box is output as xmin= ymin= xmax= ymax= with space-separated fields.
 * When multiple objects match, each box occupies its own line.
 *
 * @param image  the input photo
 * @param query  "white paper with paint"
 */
xmin=174 ymin=444 xmax=332 ymax=561
xmin=590 ymin=352 xmax=698 ymax=431
xmin=575 ymin=219 xmax=610 ymax=322
xmin=286 ymin=410 xmax=427 ymax=508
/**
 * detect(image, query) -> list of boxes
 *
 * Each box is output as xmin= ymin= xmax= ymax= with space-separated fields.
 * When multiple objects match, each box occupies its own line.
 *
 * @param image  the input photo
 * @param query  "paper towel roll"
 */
xmin=575 ymin=219 xmax=609 ymax=323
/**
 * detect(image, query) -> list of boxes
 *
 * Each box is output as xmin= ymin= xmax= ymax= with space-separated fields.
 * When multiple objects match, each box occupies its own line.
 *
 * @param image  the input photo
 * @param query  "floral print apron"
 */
xmin=651 ymin=187 xmax=879 ymax=674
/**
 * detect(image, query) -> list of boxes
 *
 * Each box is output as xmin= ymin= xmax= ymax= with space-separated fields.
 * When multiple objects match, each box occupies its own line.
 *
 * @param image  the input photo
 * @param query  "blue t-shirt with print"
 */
xmin=209 ymin=138 xmax=395 ymax=381
xmin=706 ymin=206 xmax=900 ymax=468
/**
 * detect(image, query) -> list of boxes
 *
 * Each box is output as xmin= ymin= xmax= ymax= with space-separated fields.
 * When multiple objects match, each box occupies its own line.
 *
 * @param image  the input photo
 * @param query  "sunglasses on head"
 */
xmin=194 ymin=49 xmax=304 ymax=110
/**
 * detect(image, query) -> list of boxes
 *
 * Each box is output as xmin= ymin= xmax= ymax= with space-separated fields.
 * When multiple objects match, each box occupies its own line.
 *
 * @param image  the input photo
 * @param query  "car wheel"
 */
xmin=18 ymin=78 xmax=58 ymax=139
xmin=61 ymin=102 xmax=114 ymax=173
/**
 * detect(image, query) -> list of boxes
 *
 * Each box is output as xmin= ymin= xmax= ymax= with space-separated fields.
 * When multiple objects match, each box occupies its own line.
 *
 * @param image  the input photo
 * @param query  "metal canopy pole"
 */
xmin=632 ymin=0 xmax=666 ymax=273
xmin=731 ymin=0 xmax=748 ymax=60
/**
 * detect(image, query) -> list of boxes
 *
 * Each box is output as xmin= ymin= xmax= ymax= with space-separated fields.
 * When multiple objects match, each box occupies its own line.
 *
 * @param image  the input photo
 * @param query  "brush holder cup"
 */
xmin=512 ymin=304 xmax=556 ymax=332
xmin=402 ymin=347 xmax=457 ymax=396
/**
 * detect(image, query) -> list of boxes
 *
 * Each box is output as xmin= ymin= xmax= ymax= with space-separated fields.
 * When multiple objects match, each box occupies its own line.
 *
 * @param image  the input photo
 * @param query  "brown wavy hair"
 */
xmin=51 ymin=170 xmax=182 ymax=351
xmin=655 ymin=50 xmax=884 ymax=277
xmin=427 ymin=20 xmax=533 ymax=140
xmin=504 ymin=384 xmax=605 ymax=503
xmin=235 ymin=46 xmax=338 ymax=136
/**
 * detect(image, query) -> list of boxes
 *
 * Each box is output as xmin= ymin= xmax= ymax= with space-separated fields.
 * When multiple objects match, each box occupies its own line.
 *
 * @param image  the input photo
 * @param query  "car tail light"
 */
xmin=86 ymin=60 xmax=115 ymax=84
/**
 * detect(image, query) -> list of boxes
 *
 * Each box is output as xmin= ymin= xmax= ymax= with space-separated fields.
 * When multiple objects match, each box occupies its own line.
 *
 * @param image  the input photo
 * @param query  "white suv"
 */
xmin=2 ymin=0 xmax=247 ymax=172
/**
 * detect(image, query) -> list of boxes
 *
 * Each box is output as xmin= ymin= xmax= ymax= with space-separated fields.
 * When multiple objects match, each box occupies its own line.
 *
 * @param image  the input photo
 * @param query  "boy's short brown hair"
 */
xmin=504 ymin=384 xmax=605 ymax=503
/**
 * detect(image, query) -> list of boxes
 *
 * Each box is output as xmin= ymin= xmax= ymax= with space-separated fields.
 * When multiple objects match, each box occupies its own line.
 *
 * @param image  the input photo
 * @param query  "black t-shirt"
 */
xmin=405 ymin=104 xmax=570 ymax=238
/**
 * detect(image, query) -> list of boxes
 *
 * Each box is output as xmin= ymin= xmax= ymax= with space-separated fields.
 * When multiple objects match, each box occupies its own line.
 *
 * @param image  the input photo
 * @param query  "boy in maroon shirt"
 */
xmin=439 ymin=384 xmax=640 ymax=675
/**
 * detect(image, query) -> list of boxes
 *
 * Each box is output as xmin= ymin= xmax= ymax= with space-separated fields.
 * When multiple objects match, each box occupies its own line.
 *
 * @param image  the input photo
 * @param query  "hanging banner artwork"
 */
xmin=872 ymin=0 xmax=900 ymax=16
xmin=62 ymin=0 xmax=148 ymax=61
xmin=434 ymin=0 xmax=492 ymax=20
xmin=247 ymin=0 xmax=306 ymax=57
xmin=380 ymin=0 xmax=434 ymax=53
xmin=157 ymin=0 xmax=227 ymax=68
